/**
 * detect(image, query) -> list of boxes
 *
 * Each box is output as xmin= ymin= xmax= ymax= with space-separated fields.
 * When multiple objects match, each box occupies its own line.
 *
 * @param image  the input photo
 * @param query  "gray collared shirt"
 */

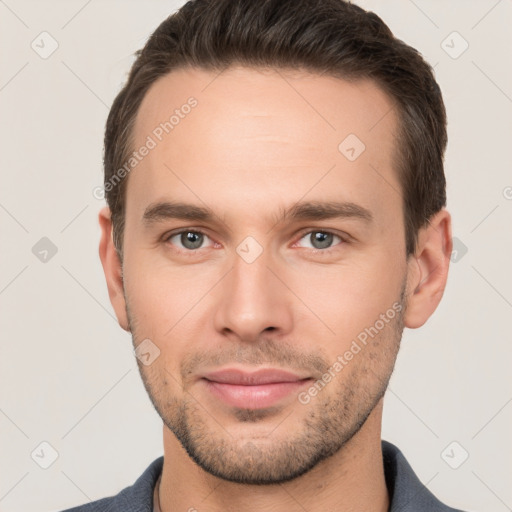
xmin=60 ymin=440 xmax=469 ymax=511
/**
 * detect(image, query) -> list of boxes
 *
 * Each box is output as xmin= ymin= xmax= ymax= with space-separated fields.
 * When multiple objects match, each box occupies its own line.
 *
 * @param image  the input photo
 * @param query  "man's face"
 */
xmin=120 ymin=67 xmax=411 ymax=484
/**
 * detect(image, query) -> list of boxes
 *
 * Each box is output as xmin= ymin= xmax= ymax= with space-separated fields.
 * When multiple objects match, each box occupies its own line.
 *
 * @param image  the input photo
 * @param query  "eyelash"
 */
xmin=293 ymin=228 xmax=349 ymax=254
xmin=163 ymin=228 xmax=349 ymax=256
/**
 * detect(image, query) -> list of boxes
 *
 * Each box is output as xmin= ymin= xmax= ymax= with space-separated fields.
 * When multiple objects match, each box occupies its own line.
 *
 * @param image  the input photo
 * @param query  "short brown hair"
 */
xmin=104 ymin=0 xmax=447 ymax=257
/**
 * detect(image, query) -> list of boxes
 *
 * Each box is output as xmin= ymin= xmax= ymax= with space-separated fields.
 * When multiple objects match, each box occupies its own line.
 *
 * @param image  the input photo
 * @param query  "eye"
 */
xmin=165 ymin=229 xmax=215 ymax=251
xmin=295 ymin=230 xmax=345 ymax=251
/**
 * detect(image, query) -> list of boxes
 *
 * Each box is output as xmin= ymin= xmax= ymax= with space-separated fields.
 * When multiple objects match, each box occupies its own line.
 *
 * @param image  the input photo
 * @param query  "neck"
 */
xmin=158 ymin=401 xmax=389 ymax=512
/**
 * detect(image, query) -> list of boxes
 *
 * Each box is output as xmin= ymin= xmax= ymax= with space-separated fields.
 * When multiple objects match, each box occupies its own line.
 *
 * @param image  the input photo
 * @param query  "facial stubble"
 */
xmin=126 ymin=284 xmax=406 ymax=485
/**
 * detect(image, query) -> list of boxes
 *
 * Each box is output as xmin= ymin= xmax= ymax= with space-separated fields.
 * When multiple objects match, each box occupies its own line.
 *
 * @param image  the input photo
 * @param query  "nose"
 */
xmin=212 ymin=246 xmax=294 ymax=343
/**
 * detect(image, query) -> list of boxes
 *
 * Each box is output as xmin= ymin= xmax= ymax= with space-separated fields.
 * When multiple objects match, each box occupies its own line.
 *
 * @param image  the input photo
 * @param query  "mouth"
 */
xmin=200 ymin=368 xmax=313 ymax=409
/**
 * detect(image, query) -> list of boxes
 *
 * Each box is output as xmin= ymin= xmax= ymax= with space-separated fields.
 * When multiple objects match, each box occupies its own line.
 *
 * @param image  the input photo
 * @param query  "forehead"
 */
xmin=128 ymin=66 xmax=400 ymax=227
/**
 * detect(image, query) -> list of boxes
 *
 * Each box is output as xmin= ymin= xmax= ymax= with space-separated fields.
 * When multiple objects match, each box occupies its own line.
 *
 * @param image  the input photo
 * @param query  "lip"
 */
xmin=202 ymin=368 xmax=309 ymax=385
xmin=201 ymin=368 xmax=312 ymax=409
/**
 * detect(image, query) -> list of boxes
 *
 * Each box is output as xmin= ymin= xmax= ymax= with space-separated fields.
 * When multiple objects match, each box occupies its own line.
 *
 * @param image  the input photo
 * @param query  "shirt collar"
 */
xmin=125 ymin=440 xmax=459 ymax=512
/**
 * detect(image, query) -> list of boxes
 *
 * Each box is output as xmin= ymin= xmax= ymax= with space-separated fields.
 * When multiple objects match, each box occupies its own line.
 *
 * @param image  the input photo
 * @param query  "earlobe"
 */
xmin=98 ymin=207 xmax=130 ymax=331
xmin=403 ymin=209 xmax=453 ymax=329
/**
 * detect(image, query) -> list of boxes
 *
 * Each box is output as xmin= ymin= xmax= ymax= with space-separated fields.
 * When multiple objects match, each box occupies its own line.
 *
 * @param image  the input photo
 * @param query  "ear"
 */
xmin=403 ymin=209 xmax=453 ymax=329
xmin=98 ymin=207 xmax=130 ymax=331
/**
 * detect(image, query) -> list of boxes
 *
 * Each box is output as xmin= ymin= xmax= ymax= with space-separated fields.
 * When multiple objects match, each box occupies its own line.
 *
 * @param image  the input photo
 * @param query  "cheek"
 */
xmin=123 ymin=254 xmax=221 ymax=340
xmin=124 ymin=266 xmax=207 ymax=381
xmin=285 ymin=253 xmax=404 ymax=349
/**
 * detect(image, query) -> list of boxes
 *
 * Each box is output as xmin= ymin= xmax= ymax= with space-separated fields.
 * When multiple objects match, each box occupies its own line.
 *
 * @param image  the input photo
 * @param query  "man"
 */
xmin=63 ymin=0 xmax=467 ymax=510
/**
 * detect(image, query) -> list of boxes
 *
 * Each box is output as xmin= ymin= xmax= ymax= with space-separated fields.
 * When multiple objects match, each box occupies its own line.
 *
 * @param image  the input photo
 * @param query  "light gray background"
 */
xmin=1 ymin=1 xmax=511 ymax=511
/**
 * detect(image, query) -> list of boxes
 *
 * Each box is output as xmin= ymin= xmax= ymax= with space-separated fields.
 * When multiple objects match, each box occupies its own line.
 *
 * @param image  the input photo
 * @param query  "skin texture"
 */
xmin=99 ymin=67 xmax=452 ymax=512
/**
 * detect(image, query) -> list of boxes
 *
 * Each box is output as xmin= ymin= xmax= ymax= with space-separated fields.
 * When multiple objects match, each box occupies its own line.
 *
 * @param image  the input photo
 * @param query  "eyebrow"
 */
xmin=142 ymin=200 xmax=373 ymax=228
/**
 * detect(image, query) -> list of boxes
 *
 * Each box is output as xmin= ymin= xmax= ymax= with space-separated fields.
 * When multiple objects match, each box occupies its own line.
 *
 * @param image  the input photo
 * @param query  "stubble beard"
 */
xmin=127 ymin=285 xmax=406 ymax=485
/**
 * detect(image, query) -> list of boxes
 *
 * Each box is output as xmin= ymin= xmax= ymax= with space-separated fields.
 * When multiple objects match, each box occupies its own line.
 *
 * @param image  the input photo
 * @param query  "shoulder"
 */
xmin=382 ymin=440 xmax=472 ymax=512
xmin=58 ymin=456 xmax=163 ymax=512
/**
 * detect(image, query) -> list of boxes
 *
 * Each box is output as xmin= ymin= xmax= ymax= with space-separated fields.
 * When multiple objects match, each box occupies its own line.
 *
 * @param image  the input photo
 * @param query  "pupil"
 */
xmin=182 ymin=232 xmax=203 ymax=249
xmin=312 ymin=231 xmax=332 ymax=249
